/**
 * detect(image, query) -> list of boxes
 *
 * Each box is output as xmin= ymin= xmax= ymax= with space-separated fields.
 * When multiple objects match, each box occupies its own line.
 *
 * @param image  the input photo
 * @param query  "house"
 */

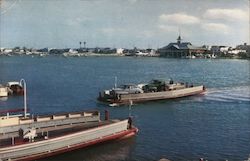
xmin=49 ymin=49 xmax=65 ymax=55
xmin=236 ymin=43 xmax=250 ymax=54
xmin=37 ymin=48 xmax=49 ymax=53
xmin=94 ymin=47 xmax=116 ymax=54
xmin=116 ymin=48 xmax=124 ymax=54
xmin=158 ymin=35 xmax=207 ymax=58
xmin=3 ymin=48 xmax=13 ymax=54
xmin=210 ymin=46 xmax=232 ymax=55
xmin=219 ymin=46 xmax=231 ymax=53
xmin=228 ymin=49 xmax=246 ymax=55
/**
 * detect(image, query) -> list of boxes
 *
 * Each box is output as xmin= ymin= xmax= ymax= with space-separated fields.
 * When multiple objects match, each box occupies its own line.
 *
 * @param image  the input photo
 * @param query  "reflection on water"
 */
xmin=0 ymin=97 xmax=8 ymax=102
xmin=39 ymin=137 xmax=136 ymax=161
xmin=0 ymin=57 xmax=249 ymax=160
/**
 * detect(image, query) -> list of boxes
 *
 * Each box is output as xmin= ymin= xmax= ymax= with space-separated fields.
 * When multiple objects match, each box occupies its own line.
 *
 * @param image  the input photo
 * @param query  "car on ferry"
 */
xmin=113 ymin=84 xmax=144 ymax=94
xmin=98 ymin=78 xmax=205 ymax=106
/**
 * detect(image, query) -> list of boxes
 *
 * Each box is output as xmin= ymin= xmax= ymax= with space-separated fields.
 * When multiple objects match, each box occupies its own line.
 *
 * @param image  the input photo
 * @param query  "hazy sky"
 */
xmin=0 ymin=0 xmax=249 ymax=49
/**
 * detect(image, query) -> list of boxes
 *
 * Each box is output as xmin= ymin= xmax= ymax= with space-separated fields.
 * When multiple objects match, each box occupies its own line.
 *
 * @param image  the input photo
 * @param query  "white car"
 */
xmin=113 ymin=84 xmax=144 ymax=94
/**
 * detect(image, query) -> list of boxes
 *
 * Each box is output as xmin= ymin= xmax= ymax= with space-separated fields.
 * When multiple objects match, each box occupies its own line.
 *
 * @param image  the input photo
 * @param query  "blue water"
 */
xmin=0 ymin=56 xmax=249 ymax=161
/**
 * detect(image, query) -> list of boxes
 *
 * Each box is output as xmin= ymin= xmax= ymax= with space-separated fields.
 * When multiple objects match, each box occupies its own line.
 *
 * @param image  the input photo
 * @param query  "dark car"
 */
xmin=143 ymin=79 xmax=166 ymax=92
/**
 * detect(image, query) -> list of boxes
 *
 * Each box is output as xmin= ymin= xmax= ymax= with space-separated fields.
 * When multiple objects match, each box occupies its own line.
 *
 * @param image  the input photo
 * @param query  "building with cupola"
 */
xmin=158 ymin=35 xmax=207 ymax=58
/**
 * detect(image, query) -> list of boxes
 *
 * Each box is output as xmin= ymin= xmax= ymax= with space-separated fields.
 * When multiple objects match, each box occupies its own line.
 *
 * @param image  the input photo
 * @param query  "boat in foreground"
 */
xmin=0 ymin=109 xmax=138 ymax=161
xmin=98 ymin=79 xmax=206 ymax=106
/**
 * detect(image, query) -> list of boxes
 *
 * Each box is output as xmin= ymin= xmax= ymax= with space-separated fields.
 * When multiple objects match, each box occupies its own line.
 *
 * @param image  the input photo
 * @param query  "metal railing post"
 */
xmin=20 ymin=79 xmax=27 ymax=118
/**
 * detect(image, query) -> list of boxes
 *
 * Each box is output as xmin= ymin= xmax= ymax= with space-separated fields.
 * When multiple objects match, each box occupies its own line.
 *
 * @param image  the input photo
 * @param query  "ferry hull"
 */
xmin=100 ymin=85 xmax=205 ymax=105
xmin=13 ymin=128 xmax=138 ymax=161
xmin=0 ymin=120 xmax=138 ymax=161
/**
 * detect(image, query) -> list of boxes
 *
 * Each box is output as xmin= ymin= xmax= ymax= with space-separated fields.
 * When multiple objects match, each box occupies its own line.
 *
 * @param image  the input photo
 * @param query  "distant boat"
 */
xmin=205 ymin=54 xmax=216 ymax=59
xmin=39 ymin=53 xmax=47 ymax=57
xmin=186 ymin=55 xmax=196 ymax=59
xmin=6 ymin=81 xmax=24 ymax=95
xmin=135 ymin=51 xmax=149 ymax=56
xmin=211 ymin=54 xmax=216 ymax=59
xmin=98 ymin=79 xmax=205 ymax=106
xmin=0 ymin=85 xmax=8 ymax=97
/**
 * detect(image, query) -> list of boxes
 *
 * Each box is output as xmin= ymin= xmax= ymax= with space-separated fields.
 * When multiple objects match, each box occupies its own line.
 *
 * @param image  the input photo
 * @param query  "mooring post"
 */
xmin=11 ymin=137 xmax=15 ymax=145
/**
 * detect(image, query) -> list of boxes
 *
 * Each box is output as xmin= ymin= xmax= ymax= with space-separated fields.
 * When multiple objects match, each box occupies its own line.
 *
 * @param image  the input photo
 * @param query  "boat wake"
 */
xmin=204 ymin=86 xmax=250 ymax=103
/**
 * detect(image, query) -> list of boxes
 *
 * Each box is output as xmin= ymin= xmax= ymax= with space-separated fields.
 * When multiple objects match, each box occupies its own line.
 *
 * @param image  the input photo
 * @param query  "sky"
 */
xmin=0 ymin=0 xmax=249 ymax=49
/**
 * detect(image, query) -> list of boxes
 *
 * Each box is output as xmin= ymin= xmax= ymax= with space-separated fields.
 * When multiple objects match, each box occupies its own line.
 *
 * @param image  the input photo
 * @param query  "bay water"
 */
xmin=0 ymin=56 xmax=249 ymax=161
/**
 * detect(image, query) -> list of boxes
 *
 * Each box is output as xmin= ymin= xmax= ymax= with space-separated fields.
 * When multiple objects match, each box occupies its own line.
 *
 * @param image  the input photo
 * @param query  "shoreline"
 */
xmin=1 ymin=53 xmax=249 ymax=60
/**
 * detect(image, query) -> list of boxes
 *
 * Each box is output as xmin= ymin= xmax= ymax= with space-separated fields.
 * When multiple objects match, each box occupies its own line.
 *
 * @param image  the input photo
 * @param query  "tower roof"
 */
xmin=177 ymin=35 xmax=182 ymax=44
xmin=177 ymin=35 xmax=182 ymax=41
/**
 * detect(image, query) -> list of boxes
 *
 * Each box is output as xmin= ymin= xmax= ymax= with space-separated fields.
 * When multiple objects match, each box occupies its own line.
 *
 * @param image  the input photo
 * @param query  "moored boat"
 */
xmin=6 ymin=81 xmax=24 ymax=95
xmin=0 ymin=109 xmax=138 ymax=161
xmin=98 ymin=79 xmax=206 ymax=106
xmin=0 ymin=85 xmax=8 ymax=97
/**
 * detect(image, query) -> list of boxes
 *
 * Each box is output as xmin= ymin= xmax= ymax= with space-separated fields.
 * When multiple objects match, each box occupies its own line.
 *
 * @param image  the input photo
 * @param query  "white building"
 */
xmin=69 ymin=49 xmax=78 ymax=54
xmin=3 ymin=49 xmax=13 ymax=54
xmin=116 ymin=48 xmax=124 ymax=54
xmin=219 ymin=46 xmax=231 ymax=53
xmin=228 ymin=49 xmax=246 ymax=55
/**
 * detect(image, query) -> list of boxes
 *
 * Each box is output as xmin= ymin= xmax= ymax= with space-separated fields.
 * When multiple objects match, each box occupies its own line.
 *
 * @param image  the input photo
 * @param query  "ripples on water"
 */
xmin=205 ymin=86 xmax=250 ymax=103
xmin=0 ymin=56 xmax=249 ymax=161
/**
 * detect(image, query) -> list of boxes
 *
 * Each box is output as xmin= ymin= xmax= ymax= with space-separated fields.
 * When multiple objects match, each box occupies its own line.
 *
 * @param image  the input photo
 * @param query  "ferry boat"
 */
xmin=0 ymin=109 xmax=138 ymax=161
xmin=98 ymin=79 xmax=206 ymax=106
xmin=0 ymin=79 xmax=138 ymax=161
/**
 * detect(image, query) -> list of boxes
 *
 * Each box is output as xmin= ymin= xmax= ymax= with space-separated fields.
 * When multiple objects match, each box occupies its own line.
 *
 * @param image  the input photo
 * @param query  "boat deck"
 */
xmin=0 ymin=118 xmax=136 ymax=161
xmin=101 ymin=85 xmax=205 ymax=106
xmin=0 ymin=119 xmax=117 ymax=148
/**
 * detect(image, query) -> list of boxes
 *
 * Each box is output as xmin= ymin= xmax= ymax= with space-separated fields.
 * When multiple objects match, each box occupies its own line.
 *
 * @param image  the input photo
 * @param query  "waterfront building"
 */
xmin=210 ymin=45 xmax=232 ymax=55
xmin=94 ymin=47 xmax=116 ymax=54
xmin=3 ymin=48 xmax=13 ymax=54
xmin=37 ymin=48 xmax=49 ymax=53
xmin=228 ymin=49 xmax=246 ymax=55
xmin=49 ymin=49 xmax=65 ymax=55
xmin=158 ymin=35 xmax=207 ymax=58
xmin=236 ymin=43 xmax=250 ymax=54
xmin=116 ymin=48 xmax=124 ymax=54
xmin=210 ymin=46 xmax=221 ymax=54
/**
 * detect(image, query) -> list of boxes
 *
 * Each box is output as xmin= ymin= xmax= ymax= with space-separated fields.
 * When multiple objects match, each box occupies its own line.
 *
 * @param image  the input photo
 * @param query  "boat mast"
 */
xmin=129 ymin=100 xmax=133 ymax=117
xmin=20 ymin=79 xmax=27 ymax=118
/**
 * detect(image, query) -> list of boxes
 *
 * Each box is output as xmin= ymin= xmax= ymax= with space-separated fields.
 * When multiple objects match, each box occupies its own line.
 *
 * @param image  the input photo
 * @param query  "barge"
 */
xmin=0 ymin=109 xmax=138 ymax=161
xmin=98 ymin=79 xmax=205 ymax=106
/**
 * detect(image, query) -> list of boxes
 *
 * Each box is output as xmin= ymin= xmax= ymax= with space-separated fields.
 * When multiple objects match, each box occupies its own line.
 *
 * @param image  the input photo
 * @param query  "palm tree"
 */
xmin=79 ymin=41 xmax=82 ymax=49
xmin=83 ymin=41 xmax=86 ymax=49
